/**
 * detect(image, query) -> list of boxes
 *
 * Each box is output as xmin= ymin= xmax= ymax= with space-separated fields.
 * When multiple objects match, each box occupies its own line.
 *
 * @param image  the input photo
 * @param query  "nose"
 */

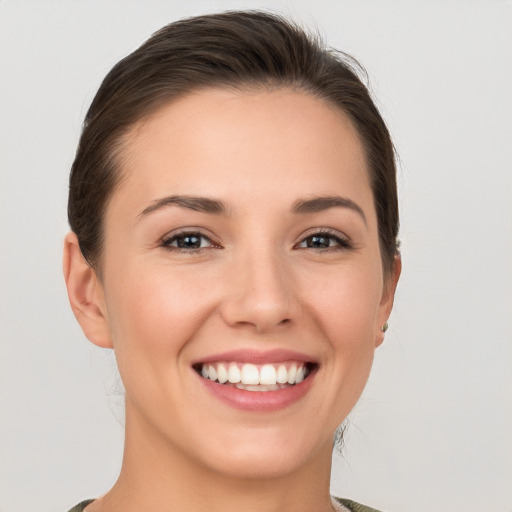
xmin=220 ymin=247 xmax=298 ymax=334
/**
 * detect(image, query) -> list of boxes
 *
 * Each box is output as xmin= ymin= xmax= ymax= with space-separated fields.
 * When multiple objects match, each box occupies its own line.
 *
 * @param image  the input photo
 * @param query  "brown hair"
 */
xmin=68 ymin=10 xmax=399 ymax=275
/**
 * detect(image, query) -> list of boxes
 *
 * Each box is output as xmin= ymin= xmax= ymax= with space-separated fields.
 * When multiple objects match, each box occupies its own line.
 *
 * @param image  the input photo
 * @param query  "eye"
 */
xmin=296 ymin=230 xmax=352 ymax=251
xmin=161 ymin=231 xmax=217 ymax=252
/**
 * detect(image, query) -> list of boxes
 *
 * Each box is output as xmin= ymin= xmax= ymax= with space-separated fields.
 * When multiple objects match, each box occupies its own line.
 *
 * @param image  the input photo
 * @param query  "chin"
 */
xmin=193 ymin=427 xmax=333 ymax=481
xmin=206 ymin=451 xmax=313 ymax=481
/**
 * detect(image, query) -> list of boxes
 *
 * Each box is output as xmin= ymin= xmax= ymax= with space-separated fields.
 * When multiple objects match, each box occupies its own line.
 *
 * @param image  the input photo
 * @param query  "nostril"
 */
xmin=220 ymin=305 xmax=293 ymax=333
xmin=218 ymin=272 xmax=297 ymax=332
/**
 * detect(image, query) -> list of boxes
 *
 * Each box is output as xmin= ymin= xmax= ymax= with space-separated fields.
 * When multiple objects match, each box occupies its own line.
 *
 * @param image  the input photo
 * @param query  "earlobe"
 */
xmin=63 ymin=232 xmax=113 ymax=348
xmin=375 ymin=253 xmax=402 ymax=348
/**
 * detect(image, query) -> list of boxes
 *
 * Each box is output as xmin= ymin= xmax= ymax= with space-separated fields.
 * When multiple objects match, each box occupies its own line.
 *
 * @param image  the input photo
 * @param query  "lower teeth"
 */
xmin=233 ymin=383 xmax=290 ymax=392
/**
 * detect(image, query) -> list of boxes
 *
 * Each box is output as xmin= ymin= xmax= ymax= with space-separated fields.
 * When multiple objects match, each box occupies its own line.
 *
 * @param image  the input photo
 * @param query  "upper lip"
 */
xmin=192 ymin=348 xmax=317 ymax=366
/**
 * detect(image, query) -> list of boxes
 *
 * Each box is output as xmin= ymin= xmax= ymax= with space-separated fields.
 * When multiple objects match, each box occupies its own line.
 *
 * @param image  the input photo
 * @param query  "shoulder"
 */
xmin=334 ymin=496 xmax=385 ymax=512
xmin=66 ymin=499 xmax=94 ymax=512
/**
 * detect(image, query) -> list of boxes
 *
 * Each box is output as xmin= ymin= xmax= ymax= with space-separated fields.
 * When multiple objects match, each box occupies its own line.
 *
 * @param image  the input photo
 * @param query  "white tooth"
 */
xmin=287 ymin=364 xmax=297 ymax=384
xmin=236 ymin=383 xmax=279 ymax=392
xmin=295 ymin=366 xmax=305 ymax=384
xmin=201 ymin=365 xmax=209 ymax=379
xmin=276 ymin=365 xmax=288 ymax=384
xmin=241 ymin=364 xmax=259 ymax=385
xmin=208 ymin=364 xmax=217 ymax=382
xmin=259 ymin=364 xmax=277 ymax=385
xmin=217 ymin=363 xmax=228 ymax=383
xmin=228 ymin=363 xmax=241 ymax=383
xmin=237 ymin=384 xmax=259 ymax=391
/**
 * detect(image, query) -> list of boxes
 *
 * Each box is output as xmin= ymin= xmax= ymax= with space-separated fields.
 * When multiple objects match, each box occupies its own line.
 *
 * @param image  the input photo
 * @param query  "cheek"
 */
xmin=290 ymin=265 xmax=382 ymax=431
xmin=308 ymin=263 xmax=382 ymax=333
xmin=101 ymin=264 xmax=220 ymax=418
xmin=103 ymin=261 xmax=218 ymax=359
xmin=305 ymin=263 xmax=382 ymax=388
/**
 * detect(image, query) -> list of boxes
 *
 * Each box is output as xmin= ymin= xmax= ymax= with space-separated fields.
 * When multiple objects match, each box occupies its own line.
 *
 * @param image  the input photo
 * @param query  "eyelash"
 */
xmin=161 ymin=230 xmax=218 ymax=254
xmin=295 ymin=228 xmax=353 ymax=252
xmin=161 ymin=228 xmax=353 ymax=254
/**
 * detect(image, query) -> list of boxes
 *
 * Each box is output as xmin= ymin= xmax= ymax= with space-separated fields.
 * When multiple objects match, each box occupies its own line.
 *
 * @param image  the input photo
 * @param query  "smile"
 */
xmin=192 ymin=350 xmax=318 ymax=411
xmin=195 ymin=361 xmax=313 ymax=391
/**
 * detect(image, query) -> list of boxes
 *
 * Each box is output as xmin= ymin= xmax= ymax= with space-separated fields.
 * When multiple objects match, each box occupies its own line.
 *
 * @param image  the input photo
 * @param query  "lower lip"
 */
xmin=196 ymin=370 xmax=316 ymax=412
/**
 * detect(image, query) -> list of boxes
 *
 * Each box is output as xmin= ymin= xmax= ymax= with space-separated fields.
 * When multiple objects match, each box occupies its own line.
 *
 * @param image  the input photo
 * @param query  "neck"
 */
xmin=94 ymin=402 xmax=335 ymax=512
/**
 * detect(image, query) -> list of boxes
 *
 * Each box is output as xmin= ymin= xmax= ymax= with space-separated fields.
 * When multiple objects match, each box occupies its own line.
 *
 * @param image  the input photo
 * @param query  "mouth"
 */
xmin=193 ymin=361 xmax=317 ymax=392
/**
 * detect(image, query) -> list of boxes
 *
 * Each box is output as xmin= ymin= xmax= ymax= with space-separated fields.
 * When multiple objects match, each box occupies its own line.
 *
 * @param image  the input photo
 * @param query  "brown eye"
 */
xmin=304 ymin=235 xmax=332 ymax=249
xmin=162 ymin=232 xmax=214 ymax=250
xmin=297 ymin=231 xmax=352 ymax=250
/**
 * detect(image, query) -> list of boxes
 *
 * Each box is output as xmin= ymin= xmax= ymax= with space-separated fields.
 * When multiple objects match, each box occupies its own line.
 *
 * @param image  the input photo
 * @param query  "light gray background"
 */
xmin=1 ymin=1 xmax=511 ymax=511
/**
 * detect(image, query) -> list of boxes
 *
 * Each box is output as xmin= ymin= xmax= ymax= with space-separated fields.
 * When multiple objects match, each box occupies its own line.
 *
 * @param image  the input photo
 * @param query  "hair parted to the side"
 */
xmin=68 ymin=10 xmax=399 ymax=275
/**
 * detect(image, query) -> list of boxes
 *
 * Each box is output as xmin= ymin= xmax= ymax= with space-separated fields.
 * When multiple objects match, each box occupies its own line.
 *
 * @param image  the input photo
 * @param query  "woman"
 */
xmin=63 ymin=11 xmax=400 ymax=512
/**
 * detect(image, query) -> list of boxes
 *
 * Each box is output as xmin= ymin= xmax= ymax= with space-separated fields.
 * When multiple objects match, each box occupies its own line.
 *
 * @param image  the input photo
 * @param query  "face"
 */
xmin=93 ymin=88 xmax=397 ymax=479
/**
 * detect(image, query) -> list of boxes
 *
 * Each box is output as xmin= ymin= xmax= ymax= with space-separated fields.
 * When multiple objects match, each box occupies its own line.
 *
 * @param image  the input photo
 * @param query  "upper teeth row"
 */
xmin=200 ymin=362 xmax=307 ymax=386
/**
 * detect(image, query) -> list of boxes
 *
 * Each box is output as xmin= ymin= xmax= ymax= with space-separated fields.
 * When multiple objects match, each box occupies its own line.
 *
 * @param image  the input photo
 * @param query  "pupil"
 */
xmin=308 ymin=236 xmax=329 ymax=248
xmin=178 ymin=235 xmax=201 ymax=248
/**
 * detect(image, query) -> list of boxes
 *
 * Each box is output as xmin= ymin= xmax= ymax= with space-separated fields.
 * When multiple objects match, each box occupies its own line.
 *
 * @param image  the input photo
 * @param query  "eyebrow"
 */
xmin=292 ymin=196 xmax=367 ymax=224
xmin=139 ymin=195 xmax=225 ymax=217
xmin=139 ymin=194 xmax=366 ymax=223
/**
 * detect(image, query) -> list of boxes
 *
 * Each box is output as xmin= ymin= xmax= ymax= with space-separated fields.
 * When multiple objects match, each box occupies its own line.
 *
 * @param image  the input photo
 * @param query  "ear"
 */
xmin=63 ymin=232 xmax=113 ymax=348
xmin=375 ymin=253 xmax=402 ymax=348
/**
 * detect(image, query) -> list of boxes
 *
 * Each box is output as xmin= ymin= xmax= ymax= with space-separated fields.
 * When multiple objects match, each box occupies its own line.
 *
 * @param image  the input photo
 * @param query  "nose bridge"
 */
xmin=221 ymin=242 xmax=296 ymax=332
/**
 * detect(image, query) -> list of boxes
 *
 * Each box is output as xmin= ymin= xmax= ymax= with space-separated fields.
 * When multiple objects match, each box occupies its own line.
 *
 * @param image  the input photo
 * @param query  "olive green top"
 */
xmin=334 ymin=497 xmax=383 ymax=512
xmin=67 ymin=497 xmax=383 ymax=512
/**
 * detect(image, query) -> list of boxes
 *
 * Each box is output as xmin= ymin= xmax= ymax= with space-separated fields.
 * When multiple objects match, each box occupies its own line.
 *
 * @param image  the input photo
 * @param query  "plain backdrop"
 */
xmin=1 ymin=1 xmax=511 ymax=511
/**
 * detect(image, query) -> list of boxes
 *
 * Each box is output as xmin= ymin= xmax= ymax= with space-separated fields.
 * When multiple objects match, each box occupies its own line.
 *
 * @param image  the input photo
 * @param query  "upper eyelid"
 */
xmin=294 ymin=228 xmax=353 ymax=250
xmin=297 ymin=227 xmax=350 ymax=241
xmin=160 ymin=231 xmax=220 ymax=253
xmin=159 ymin=227 xmax=351 ymax=247
xmin=162 ymin=228 xmax=216 ymax=242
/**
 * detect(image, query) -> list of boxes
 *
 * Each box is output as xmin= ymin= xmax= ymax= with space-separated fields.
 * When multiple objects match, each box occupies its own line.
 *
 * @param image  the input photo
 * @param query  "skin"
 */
xmin=64 ymin=88 xmax=400 ymax=512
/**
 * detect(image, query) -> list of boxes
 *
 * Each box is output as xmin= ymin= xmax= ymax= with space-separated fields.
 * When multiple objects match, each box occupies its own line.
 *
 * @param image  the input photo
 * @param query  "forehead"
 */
xmin=114 ymin=87 xmax=373 ymax=216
